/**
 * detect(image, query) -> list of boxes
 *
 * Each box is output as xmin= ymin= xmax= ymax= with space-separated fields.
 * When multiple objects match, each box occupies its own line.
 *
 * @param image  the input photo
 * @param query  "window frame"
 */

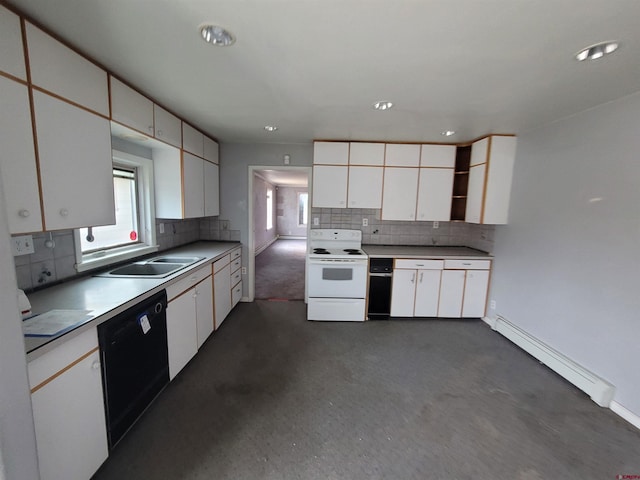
xmin=266 ymin=188 xmax=273 ymax=230
xmin=297 ymin=192 xmax=309 ymax=227
xmin=74 ymin=150 xmax=158 ymax=272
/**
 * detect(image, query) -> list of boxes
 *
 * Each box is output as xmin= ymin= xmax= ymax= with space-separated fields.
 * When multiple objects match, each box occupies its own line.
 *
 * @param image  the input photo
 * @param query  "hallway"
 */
xmin=254 ymin=239 xmax=306 ymax=300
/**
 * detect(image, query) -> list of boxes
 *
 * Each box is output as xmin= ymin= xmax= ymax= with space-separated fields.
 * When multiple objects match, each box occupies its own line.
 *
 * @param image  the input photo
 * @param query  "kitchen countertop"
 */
xmin=24 ymin=241 xmax=241 ymax=360
xmin=362 ymin=245 xmax=492 ymax=259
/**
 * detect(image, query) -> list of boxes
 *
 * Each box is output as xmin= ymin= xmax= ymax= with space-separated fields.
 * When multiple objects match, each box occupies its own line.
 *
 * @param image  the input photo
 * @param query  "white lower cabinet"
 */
xmin=438 ymin=270 xmax=466 ymax=317
xmin=461 ymin=269 xmax=490 ymax=317
xmin=28 ymin=328 xmax=108 ymax=480
xmin=390 ymin=260 xmax=444 ymax=317
xmin=214 ymin=261 xmax=232 ymax=330
xmin=166 ymin=266 xmax=212 ymax=379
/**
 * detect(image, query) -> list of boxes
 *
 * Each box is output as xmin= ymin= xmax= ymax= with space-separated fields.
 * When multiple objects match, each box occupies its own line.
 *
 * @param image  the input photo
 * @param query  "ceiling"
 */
xmin=255 ymin=169 xmax=309 ymax=188
xmin=8 ymin=0 xmax=640 ymax=145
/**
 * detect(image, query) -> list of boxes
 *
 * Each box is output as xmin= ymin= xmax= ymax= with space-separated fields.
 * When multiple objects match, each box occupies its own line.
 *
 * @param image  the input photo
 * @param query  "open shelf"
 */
xmin=451 ymin=146 xmax=471 ymax=221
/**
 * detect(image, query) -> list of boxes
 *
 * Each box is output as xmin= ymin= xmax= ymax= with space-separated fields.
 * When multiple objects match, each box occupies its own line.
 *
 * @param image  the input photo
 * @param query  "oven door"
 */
xmin=307 ymin=259 xmax=367 ymax=298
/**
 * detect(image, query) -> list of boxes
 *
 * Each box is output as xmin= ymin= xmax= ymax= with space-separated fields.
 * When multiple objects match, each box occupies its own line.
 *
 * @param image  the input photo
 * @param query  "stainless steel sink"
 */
xmin=96 ymin=256 xmax=205 ymax=278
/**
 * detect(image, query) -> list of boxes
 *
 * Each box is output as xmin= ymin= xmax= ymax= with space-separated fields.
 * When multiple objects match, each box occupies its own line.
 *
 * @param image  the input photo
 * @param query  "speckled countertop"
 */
xmin=24 ymin=241 xmax=241 ymax=359
xmin=362 ymin=245 xmax=492 ymax=259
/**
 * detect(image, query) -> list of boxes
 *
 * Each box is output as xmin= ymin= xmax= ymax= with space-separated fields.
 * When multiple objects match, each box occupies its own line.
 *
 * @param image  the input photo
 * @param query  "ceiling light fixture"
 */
xmin=373 ymin=101 xmax=393 ymax=111
xmin=264 ymin=125 xmax=278 ymax=132
xmin=575 ymin=41 xmax=619 ymax=61
xmin=441 ymin=130 xmax=456 ymax=137
xmin=200 ymin=24 xmax=235 ymax=46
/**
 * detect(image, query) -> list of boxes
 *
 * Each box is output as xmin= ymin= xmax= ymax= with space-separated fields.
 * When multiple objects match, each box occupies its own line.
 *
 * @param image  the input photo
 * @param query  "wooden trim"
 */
xmin=479 ymin=136 xmax=493 ymax=224
xmin=21 ymin=17 xmax=47 ymax=232
xmin=30 ymin=346 xmax=99 ymax=393
xmin=345 ymin=142 xmax=351 ymax=207
xmin=315 ymin=136 xmax=515 ymax=149
xmin=180 ymin=150 xmax=185 ymax=218
xmin=0 ymin=70 xmax=28 ymax=85
xmin=31 ymin=85 xmax=110 ymax=120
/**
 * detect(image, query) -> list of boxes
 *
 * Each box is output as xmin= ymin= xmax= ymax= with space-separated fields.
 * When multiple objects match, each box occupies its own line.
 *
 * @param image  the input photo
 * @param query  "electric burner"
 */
xmin=343 ymin=249 xmax=360 ymax=253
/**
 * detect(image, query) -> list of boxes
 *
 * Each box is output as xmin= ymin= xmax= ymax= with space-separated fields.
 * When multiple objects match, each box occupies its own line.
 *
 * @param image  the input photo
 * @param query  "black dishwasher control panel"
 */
xmin=369 ymin=258 xmax=393 ymax=273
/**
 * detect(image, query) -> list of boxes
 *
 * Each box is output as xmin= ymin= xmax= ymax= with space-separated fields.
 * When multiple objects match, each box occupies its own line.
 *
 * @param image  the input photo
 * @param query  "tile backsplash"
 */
xmin=14 ymin=216 xmax=239 ymax=291
xmin=310 ymin=208 xmax=495 ymax=253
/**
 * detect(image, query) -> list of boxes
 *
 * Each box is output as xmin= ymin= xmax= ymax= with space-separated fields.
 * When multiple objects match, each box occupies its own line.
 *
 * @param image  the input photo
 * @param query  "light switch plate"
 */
xmin=12 ymin=235 xmax=35 ymax=256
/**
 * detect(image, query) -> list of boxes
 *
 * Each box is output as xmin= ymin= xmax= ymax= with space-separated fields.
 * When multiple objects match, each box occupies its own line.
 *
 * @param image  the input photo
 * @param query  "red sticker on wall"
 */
xmin=130 ymin=231 xmax=138 ymax=241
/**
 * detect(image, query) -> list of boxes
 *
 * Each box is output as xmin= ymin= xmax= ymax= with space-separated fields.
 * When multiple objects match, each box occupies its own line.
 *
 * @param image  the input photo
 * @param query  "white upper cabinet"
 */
xmin=385 ymin=143 xmax=420 ymax=166
xmin=420 ymin=144 xmax=456 ymax=167
xmin=203 ymin=136 xmax=219 ymax=164
xmin=33 ymin=90 xmax=115 ymax=230
xmin=312 ymin=165 xmax=348 ymax=208
xmin=0 ymin=76 xmax=42 ymax=233
xmin=416 ymin=168 xmax=454 ymax=221
xmin=348 ymin=166 xmax=383 ymax=209
xmin=153 ymin=104 xmax=181 ymax=148
xmin=153 ymin=146 xmax=183 ymax=219
xmin=381 ymin=167 xmax=419 ymax=221
xmin=26 ymin=23 xmax=109 ymax=116
xmin=204 ymin=160 xmax=220 ymax=217
xmin=313 ymin=141 xmax=349 ymax=165
xmin=465 ymin=135 xmax=517 ymax=224
xmin=183 ymin=152 xmax=205 ymax=218
xmin=183 ymin=123 xmax=204 ymax=157
xmin=0 ymin=6 xmax=26 ymax=80
xmin=349 ymin=142 xmax=384 ymax=165
xmin=110 ymin=76 xmax=154 ymax=135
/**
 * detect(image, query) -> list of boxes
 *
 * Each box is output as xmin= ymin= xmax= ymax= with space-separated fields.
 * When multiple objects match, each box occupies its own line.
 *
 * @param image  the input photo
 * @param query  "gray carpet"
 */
xmin=93 ymin=301 xmax=640 ymax=480
xmin=254 ymin=239 xmax=306 ymax=300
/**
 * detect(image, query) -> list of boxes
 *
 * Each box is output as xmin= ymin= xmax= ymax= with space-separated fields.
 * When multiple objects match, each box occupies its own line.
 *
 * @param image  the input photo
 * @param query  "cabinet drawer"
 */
xmin=231 ymin=257 xmax=241 ymax=272
xmin=167 ymin=266 xmax=211 ymax=300
xmin=230 ymin=247 xmax=241 ymax=260
xmin=232 ymin=281 xmax=242 ymax=306
xmin=28 ymin=327 xmax=98 ymax=390
xmin=444 ymin=259 xmax=491 ymax=270
xmin=213 ymin=254 xmax=231 ymax=273
xmin=231 ymin=268 xmax=242 ymax=286
xmin=395 ymin=259 xmax=444 ymax=270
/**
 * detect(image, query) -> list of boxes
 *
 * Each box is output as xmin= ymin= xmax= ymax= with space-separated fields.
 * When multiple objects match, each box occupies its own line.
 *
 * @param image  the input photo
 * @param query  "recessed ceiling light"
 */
xmin=200 ymin=24 xmax=235 ymax=46
xmin=575 ymin=41 xmax=619 ymax=61
xmin=264 ymin=125 xmax=278 ymax=132
xmin=441 ymin=130 xmax=456 ymax=137
xmin=373 ymin=101 xmax=393 ymax=111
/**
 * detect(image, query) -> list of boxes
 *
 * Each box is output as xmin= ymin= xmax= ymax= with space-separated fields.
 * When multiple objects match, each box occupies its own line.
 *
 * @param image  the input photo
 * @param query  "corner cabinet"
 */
xmin=465 ymin=135 xmax=517 ymax=224
xmin=28 ymin=328 xmax=108 ymax=480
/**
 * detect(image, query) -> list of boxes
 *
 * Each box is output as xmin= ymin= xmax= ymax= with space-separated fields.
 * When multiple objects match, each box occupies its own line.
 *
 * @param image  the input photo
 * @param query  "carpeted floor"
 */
xmin=254 ymin=239 xmax=306 ymax=300
xmin=93 ymin=301 xmax=640 ymax=480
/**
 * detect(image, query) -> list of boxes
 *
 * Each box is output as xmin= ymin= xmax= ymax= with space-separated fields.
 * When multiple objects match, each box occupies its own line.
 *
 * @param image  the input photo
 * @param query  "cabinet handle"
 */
xmin=157 ymin=129 xmax=163 ymax=136
xmin=59 ymin=208 xmax=69 ymax=217
xmin=18 ymin=209 xmax=30 ymax=218
xmin=462 ymin=263 xmax=471 ymax=266
xmin=419 ymin=272 xmax=424 ymax=283
xmin=416 ymin=263 xmax=424 ymax=267
xmin=91 ymin=360 xmax=101 ymax=370
xmin=148 ymin=126 xmax=154 ymax=133
xmin=411 ymin=273 xmax=415 ymax=284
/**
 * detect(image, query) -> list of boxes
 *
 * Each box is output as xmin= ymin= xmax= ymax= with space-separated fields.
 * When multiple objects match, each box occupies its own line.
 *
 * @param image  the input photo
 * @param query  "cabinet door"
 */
xmin=312 ymin=165 xmax=347 ymax=208
xmin=348 ymin=166 xmax=383 ymax=208
xmin=33 ymin=91 xmax=115 ymax=230
xmin=110 ymin=77 xmax=154 ymax=135
xmin=167 ymin=289 xmax=198 ymax=380
xmin=462 ymin=270 xmax=490 ymax=317
xmin=0 ymin=6 xmax=27 ymax=80
xmin=381 ymin=167 xmax=418 ymax=221
xmin=153 ymin=105 xmax=181 ymax=148
xmin=414 ymin=269 xmax=442 ymax=317
xmin=385 ymin=144 xmax=420 ymax=167
xmin=313 ymin=141 xmax=349 ymax=165
xmin=416 ymin=168 xmax=454 ymax=221
xmin=27 ymin=23 xmax=109 ymax=116
xmin=470 ymin=137 xmax=489 ymax=166
xmin=0 ymin=77 xmax=43 ymax=233
xmin=214 ymin=264 xmax=232 ymax=329
xmin=420 ymin=144 xmax=456 ymax=167
xmin=31 ymin=349 xmax=108 ymax=480
xmin=349 ymin=142 xmax=384 ymax=165
xmin=465 ymin=163 xmax=486 ymax=224
xmin=183 ymin=123 xmax=204 ymax=157
xmin=182 ymin=152 xmax=204 ymax=218
xmin=390 ymin=269 xmax=416 ymax=317
xmin=204 ymin=136 xmax=219 ymax=164
xmin=152 ymin=146 xmax=183 ymax=219
xmin=482 ymin=136 xmax=517 ymax=225
xmin=196 ymin=276 xmax=214 ymax=349
xmin=204 ymin=160 xmax=220 ymax=217
xmin=438 ymin=270 xmax=465 ymax=317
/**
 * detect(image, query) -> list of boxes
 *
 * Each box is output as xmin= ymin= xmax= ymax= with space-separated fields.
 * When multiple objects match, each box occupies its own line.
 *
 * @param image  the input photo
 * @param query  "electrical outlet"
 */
xmin=490 ymin=300 xmax=496 ymax=310
xmin=433 ymin=221 xmax=439 ymax=229
xmin=313 ymin=217 xmax=319 ymax=226
xmin=241 ymin=267 xmax=247 ymax=275
xmin=159 ymin=223 xmax=165 ymax=234
xmin=12 ymin=235 xmax=35 ymax=256
xmin=362 ymin=218 xmax=368 ymax=227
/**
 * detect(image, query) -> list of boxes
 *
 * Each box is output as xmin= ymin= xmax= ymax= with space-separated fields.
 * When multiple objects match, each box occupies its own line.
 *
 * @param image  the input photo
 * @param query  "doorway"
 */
xmin=247 ymin=166 xmax=311 ymax=301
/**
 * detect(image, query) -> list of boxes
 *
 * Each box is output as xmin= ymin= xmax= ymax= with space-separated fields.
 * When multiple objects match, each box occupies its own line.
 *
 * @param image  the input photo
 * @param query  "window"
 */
xmin=74 ymin=150 xmax=157 ymax=272
xmin=298 ymin=192 xmax=308 ymax=226
xmin=266 ymin=189 xmax=273 ymax=230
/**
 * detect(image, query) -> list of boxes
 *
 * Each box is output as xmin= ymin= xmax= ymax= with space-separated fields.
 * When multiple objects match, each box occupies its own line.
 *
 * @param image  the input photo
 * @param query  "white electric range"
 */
xmin=306 ymin=229 xmax=368 ymax=321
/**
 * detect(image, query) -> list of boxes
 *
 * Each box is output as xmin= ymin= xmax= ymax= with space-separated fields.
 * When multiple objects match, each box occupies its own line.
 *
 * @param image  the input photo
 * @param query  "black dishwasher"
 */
xmin=98 ymin=290 xmax=169 ymax=450
xmin=367 ymin=258 xmax=393 ymax=319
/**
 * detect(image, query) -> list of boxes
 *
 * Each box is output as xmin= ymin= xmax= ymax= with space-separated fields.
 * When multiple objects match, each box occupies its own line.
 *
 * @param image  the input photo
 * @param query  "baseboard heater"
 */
xmin=486 ymin=315 xmax=615 ymax=407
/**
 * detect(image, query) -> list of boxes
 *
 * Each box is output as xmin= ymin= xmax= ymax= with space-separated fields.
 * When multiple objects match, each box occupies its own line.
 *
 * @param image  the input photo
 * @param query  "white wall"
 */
xmin=0 ymin=177 xmax=40 ymax=478
xmin=277 ymin=186 xmax=308 ymax=237
xmin=490 ymin=91 xmax=640 ymax=418
xmin=253 ymin=174 xmax=277 ymax=252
